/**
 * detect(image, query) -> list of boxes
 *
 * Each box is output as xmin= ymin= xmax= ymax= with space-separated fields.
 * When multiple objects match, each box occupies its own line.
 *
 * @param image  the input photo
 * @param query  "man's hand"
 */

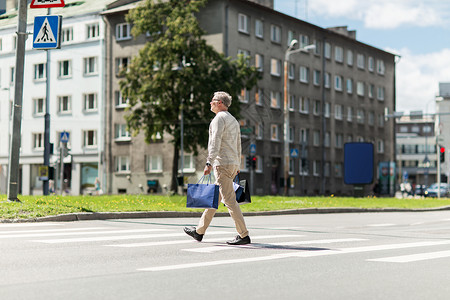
xmin=204 ymin=165 xmax=212 ymax=175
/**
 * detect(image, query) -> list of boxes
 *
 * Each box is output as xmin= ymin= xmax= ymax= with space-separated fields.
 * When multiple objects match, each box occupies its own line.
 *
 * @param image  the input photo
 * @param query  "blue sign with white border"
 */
xmin=60 ymin=131 xmax=70 ymax=143
xmin=33 ymin=15 xmax=62 ymax=49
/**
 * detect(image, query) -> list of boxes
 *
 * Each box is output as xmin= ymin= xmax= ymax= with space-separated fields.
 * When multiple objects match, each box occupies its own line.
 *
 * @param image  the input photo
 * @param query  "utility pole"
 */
xmin=7 ymin=0 xmax=28 ymax=202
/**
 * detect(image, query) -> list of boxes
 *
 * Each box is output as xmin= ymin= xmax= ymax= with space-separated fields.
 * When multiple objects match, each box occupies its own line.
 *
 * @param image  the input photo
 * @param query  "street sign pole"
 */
xmin=7 ymin=0 xmax=28 ymax=202
xmin=43 ymin=8 xmax=51 ymax=195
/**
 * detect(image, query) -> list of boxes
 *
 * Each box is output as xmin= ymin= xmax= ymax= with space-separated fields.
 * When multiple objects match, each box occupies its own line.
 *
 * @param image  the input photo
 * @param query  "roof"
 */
xmin=0 ymin=0 xmax=119 ymax=29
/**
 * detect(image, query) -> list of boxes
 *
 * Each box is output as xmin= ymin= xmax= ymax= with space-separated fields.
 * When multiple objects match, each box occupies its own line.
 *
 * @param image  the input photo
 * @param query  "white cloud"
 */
xmin=394 ymin=48 xmax=450 ymax=113
xmin=308 ymin=0 xmax=447 ymax=29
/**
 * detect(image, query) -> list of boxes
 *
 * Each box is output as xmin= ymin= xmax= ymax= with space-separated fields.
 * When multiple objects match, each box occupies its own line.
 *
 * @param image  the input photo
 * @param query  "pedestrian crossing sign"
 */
xmin=60 ymin=131 xmax=70 ymax=143
xmin=33 ymin=15 xmax=62 ymax=49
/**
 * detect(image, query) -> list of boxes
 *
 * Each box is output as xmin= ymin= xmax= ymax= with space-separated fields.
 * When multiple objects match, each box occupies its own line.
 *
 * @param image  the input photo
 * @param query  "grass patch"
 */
xmin=1 ymin=194 xmax=450 ymax=220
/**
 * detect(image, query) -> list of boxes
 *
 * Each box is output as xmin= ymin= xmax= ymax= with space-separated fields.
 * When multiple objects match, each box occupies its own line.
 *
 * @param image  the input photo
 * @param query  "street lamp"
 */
xmin=283 ymin=40 xmax=315 ymax=195
xmin=2 ymin=86 xmax=12 ymax=192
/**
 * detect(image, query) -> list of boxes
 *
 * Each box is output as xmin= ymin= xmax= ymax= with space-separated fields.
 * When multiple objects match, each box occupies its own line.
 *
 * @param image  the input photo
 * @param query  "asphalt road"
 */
xmin=1 ymin=212 xmax=450 ymax=300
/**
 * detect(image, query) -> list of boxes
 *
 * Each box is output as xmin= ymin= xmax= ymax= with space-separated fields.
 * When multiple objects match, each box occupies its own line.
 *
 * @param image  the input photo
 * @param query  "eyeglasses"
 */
xmin=211 ymin=99 xmax=221 ymax=102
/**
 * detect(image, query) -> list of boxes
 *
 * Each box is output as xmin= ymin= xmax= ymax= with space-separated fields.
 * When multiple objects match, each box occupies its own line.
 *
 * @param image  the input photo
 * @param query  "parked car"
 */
xmin=414 ymin=184 xmax=427 ymax=197
xmin=424 ymin=183 xmax=450 ymax=197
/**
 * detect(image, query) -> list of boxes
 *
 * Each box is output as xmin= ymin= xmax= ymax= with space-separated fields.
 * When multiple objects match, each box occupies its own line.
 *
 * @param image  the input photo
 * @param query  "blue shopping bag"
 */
xmin=186 ymin=175 xmax=220 ymax=209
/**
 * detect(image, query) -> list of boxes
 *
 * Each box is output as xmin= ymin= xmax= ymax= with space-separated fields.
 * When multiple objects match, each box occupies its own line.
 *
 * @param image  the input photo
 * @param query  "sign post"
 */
xmin=59 ymin=131 xmax=69 ymax=195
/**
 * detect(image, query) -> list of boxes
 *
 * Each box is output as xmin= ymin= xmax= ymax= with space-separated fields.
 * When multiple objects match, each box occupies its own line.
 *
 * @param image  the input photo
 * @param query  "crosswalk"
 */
xmin=2 ymin=221 xmax=450 ymax=272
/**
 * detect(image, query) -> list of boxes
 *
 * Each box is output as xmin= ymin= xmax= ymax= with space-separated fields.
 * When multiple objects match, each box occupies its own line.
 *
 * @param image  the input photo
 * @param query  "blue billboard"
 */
xmin=344 ymin=142 xmax=374 ymax=185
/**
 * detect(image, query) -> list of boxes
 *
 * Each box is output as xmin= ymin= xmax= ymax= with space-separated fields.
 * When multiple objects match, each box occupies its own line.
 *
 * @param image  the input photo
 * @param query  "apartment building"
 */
xmin=102 ymin=0 xmax=396 ymax=196
xmin=0 ymin=0 xmax=118 ymax=195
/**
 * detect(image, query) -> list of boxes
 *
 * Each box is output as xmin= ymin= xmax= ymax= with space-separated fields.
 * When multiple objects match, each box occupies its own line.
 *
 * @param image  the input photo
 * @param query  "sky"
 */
xmin=274 ymin=0 xmax=450 ymax=114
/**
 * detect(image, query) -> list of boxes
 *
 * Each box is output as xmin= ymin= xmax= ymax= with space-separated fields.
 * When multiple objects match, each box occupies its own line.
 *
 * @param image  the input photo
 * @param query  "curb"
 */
xmin=2 ymin=205 xmax=450 ymax=223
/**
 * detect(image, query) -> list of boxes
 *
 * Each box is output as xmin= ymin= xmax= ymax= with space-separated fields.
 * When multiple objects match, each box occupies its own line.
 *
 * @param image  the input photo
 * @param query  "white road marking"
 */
xmin=33 ymin=231 xmax=228 ymax=244
xmin=4 ymin=228 xmax=169 ymax=239
xmin=105 ymin=234 xmax=301 ymax=248
xmin=0 ymin=227 xmax=111 ymax=235
xmin=139 ymin=240 xmax=450 ymax=272
xmin=0 ymin=223 xmax=63 ymax=228
xmin=183 ymin=238 xmax=367 ymax=253
xmin=366 ymin=224 xmax=396 ymax=227
xmin=367 ymin=250 xmax=450 ymax=263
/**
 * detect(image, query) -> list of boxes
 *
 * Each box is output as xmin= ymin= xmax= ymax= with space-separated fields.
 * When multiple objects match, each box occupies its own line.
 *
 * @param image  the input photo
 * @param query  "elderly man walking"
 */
xmin=184 ymin=91 xmax=250 ymax=245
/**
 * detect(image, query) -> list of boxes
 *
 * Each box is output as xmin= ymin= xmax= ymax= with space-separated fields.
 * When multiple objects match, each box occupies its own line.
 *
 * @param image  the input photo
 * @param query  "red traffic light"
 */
xmin=252 ymin=157 xmax=257 ymax=161
xmin=441 ymin=147 xmax=446 ymax=153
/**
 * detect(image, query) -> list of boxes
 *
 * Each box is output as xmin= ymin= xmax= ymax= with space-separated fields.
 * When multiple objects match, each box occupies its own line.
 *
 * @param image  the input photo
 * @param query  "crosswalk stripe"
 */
xmin=3 ymin=228 xmax=169 ymax=239
xmin=367 ymin=223 xmax=396 ymax=227
xmin=0 ymin=223 xmax=62 ymax=228
xmin=106 ymin=234 xmax=301 ymax=248
xmin=367 ymin=250 xmax=450 ymax=263
xmin=182 ymin=238 xmax=366 ymax=253
xmin=139 ymin=240 xmax=450 ymax=272
xmin=0 ymin=227 xmax=110 ymax=235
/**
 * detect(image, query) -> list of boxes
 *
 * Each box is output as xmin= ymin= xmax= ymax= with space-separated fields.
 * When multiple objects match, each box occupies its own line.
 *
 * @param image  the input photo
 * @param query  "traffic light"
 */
xmin=440 ymin=146 xmax=446 ymax=163
xmin=246 ymin=156 xmax=252 ymax=168
xmin=251 ymin=156 xmax=257 ymax=169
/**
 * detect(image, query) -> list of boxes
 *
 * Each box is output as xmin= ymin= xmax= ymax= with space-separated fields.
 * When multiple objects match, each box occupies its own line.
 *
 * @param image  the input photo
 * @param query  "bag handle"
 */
xmin=234 ymin=173 xmax=240 ymax=183
xmin=197 ymin=174 xmax=213 ymax=184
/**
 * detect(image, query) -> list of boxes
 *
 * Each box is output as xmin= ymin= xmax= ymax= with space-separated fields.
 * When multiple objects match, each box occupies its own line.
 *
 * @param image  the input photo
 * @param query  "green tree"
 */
xmin=121 ymin=0 xmax=260 ymax=192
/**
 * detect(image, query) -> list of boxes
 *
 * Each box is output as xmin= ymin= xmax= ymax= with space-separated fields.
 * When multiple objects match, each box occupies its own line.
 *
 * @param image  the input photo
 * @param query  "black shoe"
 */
xmin=227 ymin=235 xmax=251 ymax=245
xmin=184 ymin=226 xmax=203 ymax=242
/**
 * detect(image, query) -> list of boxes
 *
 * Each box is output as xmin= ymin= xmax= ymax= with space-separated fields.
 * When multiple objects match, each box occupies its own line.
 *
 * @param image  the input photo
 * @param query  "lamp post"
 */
xmin=424 ymin=99 xmax=435 ymax=187
xmin=2 ymin=86 xmax=12 ymax=191
xmin=283 ymin=40 xmax=315 ymax=195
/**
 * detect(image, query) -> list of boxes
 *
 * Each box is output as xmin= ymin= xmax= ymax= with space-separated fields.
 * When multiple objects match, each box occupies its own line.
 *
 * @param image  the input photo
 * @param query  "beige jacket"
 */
xmin=206 ymin=111 xmax=241 ymax=167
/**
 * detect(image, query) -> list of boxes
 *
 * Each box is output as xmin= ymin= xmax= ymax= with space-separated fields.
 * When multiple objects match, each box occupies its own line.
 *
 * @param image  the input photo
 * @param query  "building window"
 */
xmin=299 ymin=34 xmax=309 ymax=48
xmin=271 ymin=124 xmax=279 ymax=141
xmin=336 ymin=133 xmax=343 ymax=148
xmin=347 ymin=107 xmax=353 ymax=122
xmin=181 ymin=154 xmax=195 ymax=173
xmin=116 ymin=23 xmax=131 ymax=41
xmin=237 ymin=49 xmax=251 ymax=62
xmin=84 ymin=57 xmax=98 ymax=75
xmin=300 ymin=158 xmax=309 ymax=175
xmin=299 ymin=97 xmax=309 ymax=114
xmin=289 ymin=126 xmax=294 ymax=142
xmin=255 ymin=54 xmax=263 ymax=72
xmin=313 ymin=70 xmax=320 ymax=86
xmin=313 ymin=160 xmax=320 ymax=176
xmin=335 ymin=46 xmax=343 ymax=62
xmin=313 ymin=39 xmax=321 ymax=55
xmin=287 ymin=30 xmax=295 ymax=46
xmin=288 ymin=63 xmax=295 ymax=80
xmin=356 ymin=81 xmax=364 ymax=96
xmin=255 ymin=19 xmax=263 ymax=38
xmin=270 ymin=58 xmax=281 ymax=76
xmin=357 ymin=53 xmax=365 ymax=69
xmin=61 ymin=27 xmax=73 ymax=43
xmin=83 ymin=130 xmax=97 ymax=147
xmin=114 ymin=124 xmax=131 ymax=141
xmin=33 ymin=133 xmax=44 ymax=150
xmin=377 ymin=140 xmax=384 ymax=153
xmin=324 ymin=42 xmax=331 ymax=59
xmin=335 ymin=163 xmax=343 ymax=177
xmin=270 ymin=24 xmax=281 ymax=43
xmin=334 ymin=75 xmax=342 ymax=91
xmin=313 ymin=130 xmax=320 ymax=146
xmin=377 ymin=86 xmax=385 ymax=101
xmin=335 ymin=104 xmax=343 ymax=120
xmin=86 ymin=23 xmax=99 ymax=39
xmin=10 ymin=67 xmax=14 ymax=84
xmin=347 ymin=50 xmax=353 ymax=66
xmin=377 ymin=60 xmax=385 ymax=75
xmin=324 ymin=132 xmax=330 ymax=147
xmin=378 ymin=114 xmax=385 ymax=127
xmin=324 ymin=162 xmax=330 ymax=177
xmin=84 ymin=93 xmax=98 ymax=112
xmin=300 ymin=128 xmax=308 ymax=145
xmin=34 ymin=63 xmax=46 ymax=81
xmin=147 ymin=155 xmax=162 ymax=173
xmin=368 ymin=111 xmax=375 ymax=126
xmin=368 ymin=84 xmax=375 ymax=98
xmin=255 ymin=122 xmax=263 ymax=140
xmin=324 ymin=102 xmax=330 ymax=118
xmin=313 ymin=100 xmax=320 ymax=116
xmin=115 ymin=57 xmax=130 ymax=76
xmin=33 ymin=98 xmax=45 ymax=116
xmin=238 ymin=13 xmax=249 ymax=34
xmin=346 ymin=78 xmax=353 ymax=94
xmin=255 ymin=88 xmax=264 ymax=106
xmin=115 ymin=156 xmax=130 ymax=172
xmin=357 ymin=109 xmax=365 ymax=124
xmin=270 ymin=91 xmax=281 ymax=108
xmin=239 ymin=89 xmax=249 ymax=103
xmin=115 ymin=91 xmax=128 ymax=108
xmin=58 ymin=96 xmax=72 ymax=114
xmin=289 ymin=95 xmax=295 ymax=111
xmin=58 ymin=60 xmax=71 ymax=78
xmin=299 ymin=66 xmax=309 ymax=83
xmin=368 ymin=57 xmax=374 ymax=72
xmin=324 ymin=72 xmax=330 ymax=88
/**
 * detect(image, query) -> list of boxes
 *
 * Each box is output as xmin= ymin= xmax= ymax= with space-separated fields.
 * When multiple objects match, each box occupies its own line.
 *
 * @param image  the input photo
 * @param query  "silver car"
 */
xmin=425 ymin=183 xmax=449 ymax=197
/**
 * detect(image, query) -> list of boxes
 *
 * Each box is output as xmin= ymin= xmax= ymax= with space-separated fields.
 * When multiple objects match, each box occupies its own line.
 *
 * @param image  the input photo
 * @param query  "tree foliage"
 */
xmin=121 ymin=0 xmax=260 ymax=191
